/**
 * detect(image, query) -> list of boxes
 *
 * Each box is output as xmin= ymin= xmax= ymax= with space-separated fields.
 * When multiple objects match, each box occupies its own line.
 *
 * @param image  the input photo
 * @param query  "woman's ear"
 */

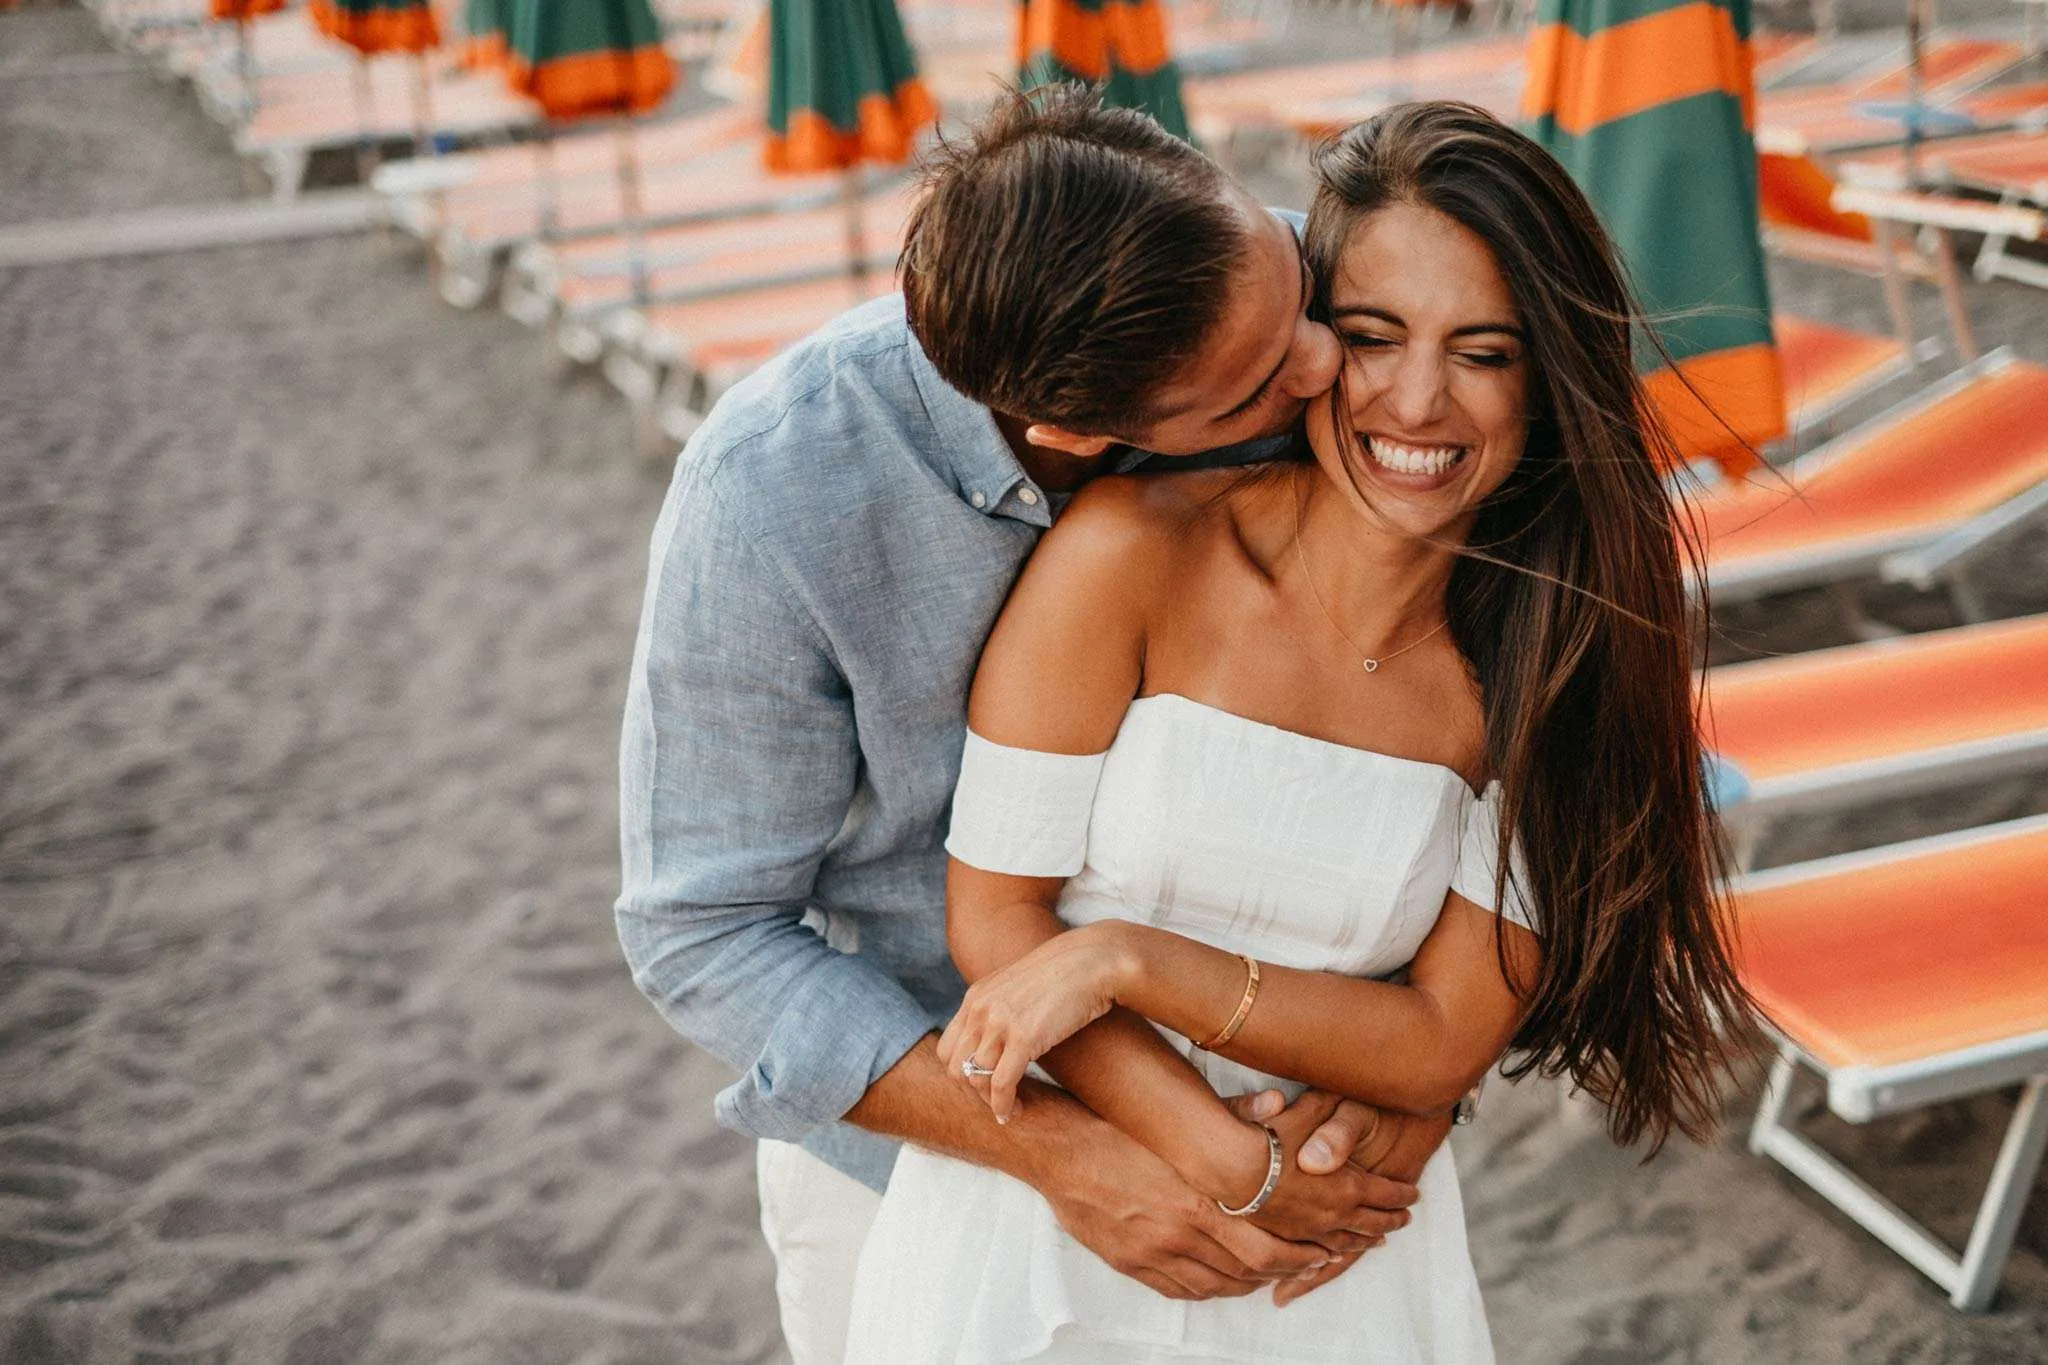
xmin=1023 ymin=425 xmax=1117 ymax=460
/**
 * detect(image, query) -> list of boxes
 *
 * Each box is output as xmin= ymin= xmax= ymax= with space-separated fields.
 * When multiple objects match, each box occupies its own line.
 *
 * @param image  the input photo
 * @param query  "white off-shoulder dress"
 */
xmin=844 ymin=693 xmax=1532 ymax=1365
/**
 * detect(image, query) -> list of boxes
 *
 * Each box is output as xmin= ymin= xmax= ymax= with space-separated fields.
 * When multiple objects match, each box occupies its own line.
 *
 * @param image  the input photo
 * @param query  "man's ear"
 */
xmin=1023 ymin=425 xmax=1117 ymax=459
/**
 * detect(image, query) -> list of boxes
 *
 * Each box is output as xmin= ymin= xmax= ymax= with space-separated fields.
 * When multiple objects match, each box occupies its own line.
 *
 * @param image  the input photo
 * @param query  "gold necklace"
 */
xmin=1292 ymin=478 xmax=1449 ymax=674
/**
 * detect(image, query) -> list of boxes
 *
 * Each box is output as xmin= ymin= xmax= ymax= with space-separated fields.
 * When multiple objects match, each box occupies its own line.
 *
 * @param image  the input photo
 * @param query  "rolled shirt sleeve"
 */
xmin=616 ymin=451 xmax=936 ymax=1145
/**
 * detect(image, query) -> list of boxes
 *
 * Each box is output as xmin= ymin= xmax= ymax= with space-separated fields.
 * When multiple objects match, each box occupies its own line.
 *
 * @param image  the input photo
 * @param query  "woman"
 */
xmin=843 ymin=102 xmax=1757 ymax=1363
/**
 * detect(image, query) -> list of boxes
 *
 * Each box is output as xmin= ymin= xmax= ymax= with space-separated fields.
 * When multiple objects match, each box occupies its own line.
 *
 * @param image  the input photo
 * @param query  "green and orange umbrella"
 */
xmin=764 ymin=0 xmax=936 ymax=173
xmin=1017 ymin=0 xmax=1190 ymax=141
xmin=503 ymin=0 xmax=677 ymax=298
xmin=506 ymin=0 xmax=674 ymax=120
xmin=1525 ymin=0 xmax=1784 ymax=476
xmin=765 ymin=0 xmax=937 ymax=291
xmin=311 ymin=0 xmax=443 ymax=174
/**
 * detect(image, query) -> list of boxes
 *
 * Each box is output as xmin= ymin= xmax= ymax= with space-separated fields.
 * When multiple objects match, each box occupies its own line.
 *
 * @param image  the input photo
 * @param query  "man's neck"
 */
xmin=994 ymin=412 xmax=1117 ymax=494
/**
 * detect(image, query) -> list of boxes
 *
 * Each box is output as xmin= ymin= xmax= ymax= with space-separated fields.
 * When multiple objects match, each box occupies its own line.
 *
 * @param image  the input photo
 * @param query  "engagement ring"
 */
xmin=961 ymin=1058 xmax=995 ymax=1079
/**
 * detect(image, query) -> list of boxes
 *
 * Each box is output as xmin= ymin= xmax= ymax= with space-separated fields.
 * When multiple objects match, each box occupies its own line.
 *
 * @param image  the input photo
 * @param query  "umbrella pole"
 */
xmin=614 ymin=116 xmax=650 ymax=302
xmin=352 ymin=54 xmax=381 ymax=182
xmin=1904 ymin=0 xmax=1930 ymax=187
xmin=843 ymin=167 xmax=869 ymax=289
xmin=411 ymin=52 xmax=437 ymax=160
xmin=536 ymin=124 xmax=560 ymax=240
xmin=234 ymin=18 xmax=255 ymax=125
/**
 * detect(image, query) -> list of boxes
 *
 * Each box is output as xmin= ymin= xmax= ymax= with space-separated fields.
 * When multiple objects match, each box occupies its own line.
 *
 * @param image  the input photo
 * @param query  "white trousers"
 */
xmin=756 ymin=1140 xmax=884 ymax=1365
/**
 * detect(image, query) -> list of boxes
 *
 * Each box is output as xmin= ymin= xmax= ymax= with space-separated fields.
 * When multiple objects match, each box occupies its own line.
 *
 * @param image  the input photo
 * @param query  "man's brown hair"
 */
xmin=900 ymin=84 xmax=1249 ymax=438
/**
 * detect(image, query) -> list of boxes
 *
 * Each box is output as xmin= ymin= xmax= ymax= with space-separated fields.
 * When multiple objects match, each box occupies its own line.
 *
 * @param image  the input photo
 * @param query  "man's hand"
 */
xmin=1032 ymin=1114 xmax=1337 ymax=1301
xmin=1215 ymin=1091 xmax=1418 ymax=1255
xmin=1229 ymin=1090 xmax=1457 ymax=1307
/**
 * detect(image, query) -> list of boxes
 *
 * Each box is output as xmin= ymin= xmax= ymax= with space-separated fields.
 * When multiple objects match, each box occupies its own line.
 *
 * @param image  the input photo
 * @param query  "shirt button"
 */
xmin=969 ymin=491 xmax=986 ymax=508
xmin=1017 ymin=487 xmax=1040 ymax=507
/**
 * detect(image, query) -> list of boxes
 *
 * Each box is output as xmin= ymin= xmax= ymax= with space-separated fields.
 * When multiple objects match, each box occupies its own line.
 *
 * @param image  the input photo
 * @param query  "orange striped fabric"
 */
xmin=507 ymin=44 xmax=673 ymax=119
xmin=1704 ymin=615 xmax=2048 ymax=782
xmin=1758 ymin=150 xmax=1873 ymax=242
xmin=1700 ymin=360 xmax=2048 ymax=572
xmin=1738 ymin=822 xmax=2048 ymax=1069
xmin=765 ymin=81 xmax=938 ymax=173
xmin=1019 ymin=0 xmax=1174 ymax=79
xmin=1522 ymin=3 xmax=1752 ymax=136
xmin=309 ymin=0 xmax=441 ymax=54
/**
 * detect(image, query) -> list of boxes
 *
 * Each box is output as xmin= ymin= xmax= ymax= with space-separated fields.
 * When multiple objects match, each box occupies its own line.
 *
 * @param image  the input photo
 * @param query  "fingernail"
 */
xmin=1302 ymin=1139 xmax=1331 ymax=1166
xmin=996 ymin=1113 xmax=1009 ymax=1126
xmin=1254 ymin=1092 xmax=1282 ymax=1118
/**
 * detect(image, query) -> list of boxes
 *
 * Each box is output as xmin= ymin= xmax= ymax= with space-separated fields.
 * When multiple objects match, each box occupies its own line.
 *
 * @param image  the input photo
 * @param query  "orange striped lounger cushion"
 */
xmin=1774 ymin=314 xmax=1906 ymax=428
xmin=1703 ymin=614 xmax=2048 ymax=783
xmin=1698 ymin=358 xmax=2048 ymax=588
xmin=1737 ymin=821 xmax=2048 ymax=1071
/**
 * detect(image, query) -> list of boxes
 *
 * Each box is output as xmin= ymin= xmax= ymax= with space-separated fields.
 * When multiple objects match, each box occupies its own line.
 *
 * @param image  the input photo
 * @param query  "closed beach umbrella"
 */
xmin=505 ymin=0 xmax=677 ymax=298
xmin=210 ymin=0 xmax=287 ymax=121
xmin=311 ymin=0 xmax=443 ymax=174
xmin=506 ymin=0 xmax=674 ymax=119
xmin=1524 ymin=0 xmax=1784 ymax=475
xmin=1017 ymin=0 xmax=1190 ymax=141
xmin=764 ymin=0 xmax=936 ymax=172
xmin=765 ymin=0 xmax=936 ymax=289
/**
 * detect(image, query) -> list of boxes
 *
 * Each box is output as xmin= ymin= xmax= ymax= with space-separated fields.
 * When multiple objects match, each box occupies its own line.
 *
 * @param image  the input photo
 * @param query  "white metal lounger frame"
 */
xmin=1739 ymin=815 xmax=2048 ymax=1310
xmin=1703 ymin=348 xmax=2024 ymax=610
xmin=1721 ymin=722 xmax=2048 ymax=867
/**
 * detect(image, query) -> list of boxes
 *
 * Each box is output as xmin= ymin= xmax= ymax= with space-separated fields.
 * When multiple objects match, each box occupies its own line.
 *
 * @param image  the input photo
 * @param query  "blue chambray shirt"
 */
xmin=619 ymin=274 xmax=1302 ymax=1193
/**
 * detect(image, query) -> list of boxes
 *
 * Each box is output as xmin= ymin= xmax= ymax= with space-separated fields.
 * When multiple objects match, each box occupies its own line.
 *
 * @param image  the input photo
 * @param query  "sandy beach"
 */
xmin=2 ymin=3 xmax=2044 ymax=1360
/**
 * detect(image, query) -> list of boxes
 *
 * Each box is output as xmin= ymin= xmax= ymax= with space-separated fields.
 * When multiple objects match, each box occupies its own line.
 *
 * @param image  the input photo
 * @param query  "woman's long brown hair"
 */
xmin=1306 ymin=102 xmax=1761 ymax=1152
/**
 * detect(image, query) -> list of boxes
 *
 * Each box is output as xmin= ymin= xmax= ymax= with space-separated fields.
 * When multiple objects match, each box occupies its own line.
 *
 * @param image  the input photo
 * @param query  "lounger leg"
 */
xmin=1952 ymin=1076 xmax=2048 ymax=1311
xmin=1944 ymin=567 xmax=1991 ymax=625
xmin=1973 ymin=192 xmax=2022 ymax=285
xmin=1748 ymin=1048 xmax=1800 ymax=1156
xmin=1925 ymin=226 xmax=1980 ymax=364
xmin=1752 ymin=1053 xmax=2048 ymax=1312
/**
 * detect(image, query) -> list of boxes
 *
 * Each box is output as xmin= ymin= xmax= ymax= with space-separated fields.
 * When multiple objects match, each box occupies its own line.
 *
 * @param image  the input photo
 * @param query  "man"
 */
xmin=617 ymin=87 xmax=1454 ymax=1363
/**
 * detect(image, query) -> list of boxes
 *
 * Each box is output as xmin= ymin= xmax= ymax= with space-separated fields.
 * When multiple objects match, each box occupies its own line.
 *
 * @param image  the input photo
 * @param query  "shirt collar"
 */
xmin=904 ymin=325 xmax=1049 ymax=527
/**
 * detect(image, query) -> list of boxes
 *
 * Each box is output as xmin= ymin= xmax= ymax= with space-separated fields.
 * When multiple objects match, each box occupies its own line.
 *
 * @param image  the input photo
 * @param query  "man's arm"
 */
xmin=616 ymin=460 xmax=932 ymax=1143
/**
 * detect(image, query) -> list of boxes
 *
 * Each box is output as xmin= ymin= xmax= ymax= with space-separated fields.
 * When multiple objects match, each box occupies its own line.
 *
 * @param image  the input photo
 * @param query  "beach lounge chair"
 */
xmin=1697 ymin=349 xmax=2048 ymax=612
xmin=1183 ymin=34 xmax=1529 ymax=149
xmin=1838 ymin=129 xmax=2048 ymax=291
xmin=1774 ymin=312 xmax=1921 ymax=441
xmin=1703 ymin=614 xmax=2048 ymax=863
xmin=502 ymin=184 xmax=914 ymax=331
xmin=1738 ymin=815 xmax=2048 ymax=1310
xmin=598 ymin=272 xmax=896 ymax=452
xmin=393 ymin=109 xmax=858 ymax=308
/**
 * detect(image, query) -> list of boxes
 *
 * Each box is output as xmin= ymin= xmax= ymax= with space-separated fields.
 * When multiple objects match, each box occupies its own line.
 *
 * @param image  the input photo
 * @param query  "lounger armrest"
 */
xmin=370 ymin=158 xmax=480 ymax=197
xmin=1830 ymin=186 xmax=2048 ymax=241
xmin=1881 ymin=480 xmax=2048 ymax=586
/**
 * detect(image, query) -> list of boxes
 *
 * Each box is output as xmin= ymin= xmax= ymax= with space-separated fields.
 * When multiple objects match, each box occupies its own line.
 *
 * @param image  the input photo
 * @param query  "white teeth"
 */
xmin=1366 ymin=437 xmax=1465 ymax=477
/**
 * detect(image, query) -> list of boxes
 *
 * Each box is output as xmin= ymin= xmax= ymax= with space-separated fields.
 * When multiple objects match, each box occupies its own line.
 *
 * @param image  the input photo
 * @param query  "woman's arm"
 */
xmin=1113 ymin=894 xmax=1540 ymax=1115
xmin=949 ymin=889 xmax=1540 ymax=1122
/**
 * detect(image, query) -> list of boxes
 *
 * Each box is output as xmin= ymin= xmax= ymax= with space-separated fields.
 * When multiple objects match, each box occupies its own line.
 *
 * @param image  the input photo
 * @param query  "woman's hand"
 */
xmin=939 ymin=921 xmax=1133 ymax=1123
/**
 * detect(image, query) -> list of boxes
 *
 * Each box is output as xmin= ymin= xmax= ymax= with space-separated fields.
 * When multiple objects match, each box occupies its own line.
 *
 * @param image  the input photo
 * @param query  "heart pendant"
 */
xmin=1362 ymin=659 xmax=1380 ymax=673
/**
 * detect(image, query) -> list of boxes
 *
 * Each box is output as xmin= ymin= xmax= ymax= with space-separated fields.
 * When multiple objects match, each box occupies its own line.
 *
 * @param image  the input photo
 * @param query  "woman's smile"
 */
xmin=1358 ymin=432 xmax=1475 ymax=487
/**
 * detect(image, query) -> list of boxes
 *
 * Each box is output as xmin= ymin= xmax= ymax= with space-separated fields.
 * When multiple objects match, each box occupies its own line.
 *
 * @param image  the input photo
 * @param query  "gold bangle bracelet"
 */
xmin=1200 ymin=953 xmax=1261 ymax=1051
